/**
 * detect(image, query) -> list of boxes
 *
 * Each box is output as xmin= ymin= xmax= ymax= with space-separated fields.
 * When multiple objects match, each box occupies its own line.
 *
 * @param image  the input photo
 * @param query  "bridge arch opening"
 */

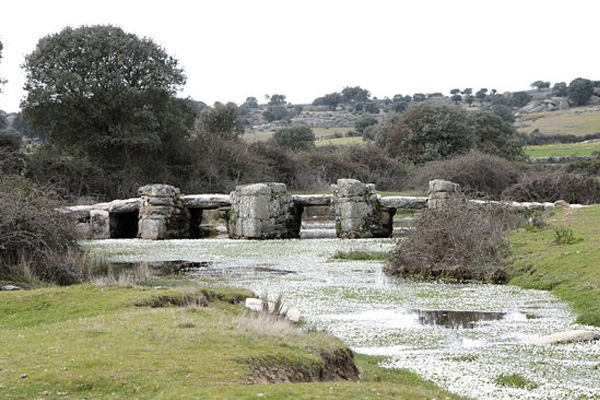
xmin=109 ymin=211 xmax=139 ymax=239
xmin=299 ymin=204 xmax=337 ymax=239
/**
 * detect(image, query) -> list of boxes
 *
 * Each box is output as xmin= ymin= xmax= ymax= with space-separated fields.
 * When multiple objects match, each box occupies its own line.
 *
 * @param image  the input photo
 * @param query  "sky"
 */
xmin=0 ymin=0 xmax=598 ymax=112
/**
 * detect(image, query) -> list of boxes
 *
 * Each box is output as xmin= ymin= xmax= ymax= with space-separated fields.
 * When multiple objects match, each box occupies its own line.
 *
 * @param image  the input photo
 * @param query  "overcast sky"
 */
xmin=0 ymin=0 xmax=598 ymax=112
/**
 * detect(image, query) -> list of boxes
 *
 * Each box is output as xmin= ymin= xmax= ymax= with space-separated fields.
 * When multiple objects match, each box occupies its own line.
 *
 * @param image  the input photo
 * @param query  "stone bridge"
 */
xmin=63 ymin=179 xmax=429 ymax=240
xmin=63 ymin=179 xmax=559 ymax=240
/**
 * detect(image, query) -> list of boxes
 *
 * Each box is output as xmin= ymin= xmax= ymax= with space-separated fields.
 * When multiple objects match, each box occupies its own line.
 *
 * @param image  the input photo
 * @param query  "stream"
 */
xmin=86 ymin=235 xmax=600 ymax=400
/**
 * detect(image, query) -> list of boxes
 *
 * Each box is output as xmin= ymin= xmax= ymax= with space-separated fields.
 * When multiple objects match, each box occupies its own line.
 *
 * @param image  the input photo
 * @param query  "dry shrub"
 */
xmin=89 ymin=263 xmax=154 ymax=287
xmin=384 ymin=196 xmax=520 ymax=282
xmin=502 ymin=171 xmax=600 ymax=204
xmin=409 ymin=150 xmax=520 ymax=198
xmin=234 ymin=313 xmax=299 ymax=340
xmin=0 ymin=176 xmax=83 ymax=285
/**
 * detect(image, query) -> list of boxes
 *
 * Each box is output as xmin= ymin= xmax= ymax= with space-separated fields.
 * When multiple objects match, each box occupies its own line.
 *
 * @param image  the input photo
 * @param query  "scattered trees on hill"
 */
xmin=530 ymin=80 xmax=550 ymax=90
xmin=341 ymin=86 xmax=370 ymax=103
xmin=266 ymin=94 xmax=286 ymax=106
xmin=312 ymin=92 xmax=343 ymax=109
xmin=567 ymin=77 xmax=594 ymax=106
xmin=507 ymin=91 xmax=532 ymax=108
xmin=552 ymin=82 xmax=567 ymax=97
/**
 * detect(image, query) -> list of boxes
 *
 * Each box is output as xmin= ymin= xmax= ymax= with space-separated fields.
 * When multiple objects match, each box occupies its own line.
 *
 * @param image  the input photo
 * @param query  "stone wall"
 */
xmin=228 ymin=183 xmax=301 ymax=239
xmin=331 ymin=179 xmax=392 ymax=238
xmin=138 ymin=184 xmax=190 ymax=240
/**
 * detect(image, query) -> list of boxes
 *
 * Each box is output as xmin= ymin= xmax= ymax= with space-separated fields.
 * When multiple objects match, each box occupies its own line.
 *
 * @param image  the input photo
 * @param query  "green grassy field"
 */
xmin=525 ymin=141 xmax=600 ymax=158
xmin=517 ymin=107 xmax=600 ymax=136
xmin=507 ymin=205 xmax=600 ymax=326
xmin=0 ymin=282 xmax=468 ymax=400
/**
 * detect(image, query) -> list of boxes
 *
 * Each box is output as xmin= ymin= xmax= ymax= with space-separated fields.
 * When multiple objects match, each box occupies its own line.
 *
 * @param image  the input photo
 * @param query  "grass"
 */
xmin=0 ymin=283 xmax=469 ymax=400
xmin=517 ymin=107 xmax=600 ymax=136
xmin=525 ymin=141 xmax=600 ymax=158
xmin=494 ymin=373 xmax=539 ymax=390
xmin=331 ymin=250 xmax=388 ymax=261
xmin=507 ymin=205 xmax=600 ymax=326
xmin=315 ymin=136 xmax=364 ymax=147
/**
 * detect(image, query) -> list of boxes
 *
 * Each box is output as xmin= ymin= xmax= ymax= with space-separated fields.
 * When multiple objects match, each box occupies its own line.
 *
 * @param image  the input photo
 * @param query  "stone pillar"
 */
xmin=228 ymin=183 xmax=301 ymax=239
xmin=90 ymin=210 xmax=110 ymax=239
xmin=428 ymin=179 xmax=460 ymax=209
xmin=331 ymin=179 xmax=392 ymax=238
xmin=138 ymin=184 xmax=190 ymax=240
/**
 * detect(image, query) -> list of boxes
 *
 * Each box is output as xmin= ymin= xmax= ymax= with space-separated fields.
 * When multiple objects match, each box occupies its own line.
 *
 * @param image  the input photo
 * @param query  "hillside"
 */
xmin=244 ymin=89 xmax=600 ymax=145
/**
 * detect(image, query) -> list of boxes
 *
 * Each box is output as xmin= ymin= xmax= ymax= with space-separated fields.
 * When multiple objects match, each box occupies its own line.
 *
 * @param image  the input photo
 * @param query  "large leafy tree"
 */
xmin=197 ymin=102 xmax=244 ymax=139
xmin=379 ymin=104 xmax=523 ymax=163
xmin=272 ymin=125 xmax=315 ymax=151
xmin=469 ymin=111 xmax=523 ymax=160
xmin=567 ymin=77 xmax=594 ymax=106
xmin=382 ymin=104 xmax=474 ymax=163
xmin=21 ymin=25 xmax=189 ymax=168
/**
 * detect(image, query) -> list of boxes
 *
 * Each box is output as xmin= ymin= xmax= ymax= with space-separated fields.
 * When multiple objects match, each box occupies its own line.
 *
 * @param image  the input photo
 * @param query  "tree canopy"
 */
xmin=378 ymin=103 xmax=523 ymax=163
xmin=21 ymin=25 xmax=189 ymax=165
xmin=197 ymin=102 xmax=244 ymax=139
xmin=272 ymin=125 xmax=315 ymax=151
xmin=381 ymin=104 xmax=474 ymax=162
xmin=567 ymin=78 xmax=594 ymax=106
xmin=530 ymin=80 xmax=550 ymax=90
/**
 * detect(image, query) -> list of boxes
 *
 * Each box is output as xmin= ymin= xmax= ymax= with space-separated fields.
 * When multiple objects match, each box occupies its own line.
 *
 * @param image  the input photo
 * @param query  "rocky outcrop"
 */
xmin=331 ymin=179 xmax=392 ymax=238
xmin=228 ymin=183 xmax=301 ymax=239
xmin=520 ymin=97 xmax=570 ymax=113
xmin=138 ymin=184 xmax=190 ymax=240
xmin=531 ymin=330 xmax=600 ymax=344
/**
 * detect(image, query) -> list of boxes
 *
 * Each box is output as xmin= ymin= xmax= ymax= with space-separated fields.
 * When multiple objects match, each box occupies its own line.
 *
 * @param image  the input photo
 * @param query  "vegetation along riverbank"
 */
xmin=507 ymin=204 xmax=600 ymax=327
xmin=0 ymin=280 xmax=469 ymax=399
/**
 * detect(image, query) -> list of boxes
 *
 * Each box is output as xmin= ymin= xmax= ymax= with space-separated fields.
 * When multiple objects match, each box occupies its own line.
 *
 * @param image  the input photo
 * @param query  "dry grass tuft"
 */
xmin=233 ymin=312 xmax=301 ymax=340
xmin=90 ymin=263 xmax=154 ymax=287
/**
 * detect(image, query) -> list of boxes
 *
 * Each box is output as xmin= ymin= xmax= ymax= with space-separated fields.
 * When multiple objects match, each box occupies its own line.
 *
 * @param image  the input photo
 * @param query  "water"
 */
xmin=85 ymin=237 xmax=600 ymax=400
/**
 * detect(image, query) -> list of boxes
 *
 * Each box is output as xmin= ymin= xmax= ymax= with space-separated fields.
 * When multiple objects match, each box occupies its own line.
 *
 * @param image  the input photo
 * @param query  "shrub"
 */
xmin=553 ymin=227 xmax=583 ymax=245
xmin=0 ymin=176 xmax=84 ymax=285
xmin=502 ymin=171 xmax=600 ymax=204
xmin=272 ymin=125 xmax=315 ymax=151
xmin=25 ymin=146 xmax=110 ymax=200
xmin=384 ymin=196 xmax=520 ymax=282
xmin=494 ymin=373 xmax=538 ymax=390
xmin=409 ymin=150 xmax=520 ymax=198
xmin=566 ymin=157 xmax=600 ymax=176
xmin=0 ymin=132 xmax=25 ymax=176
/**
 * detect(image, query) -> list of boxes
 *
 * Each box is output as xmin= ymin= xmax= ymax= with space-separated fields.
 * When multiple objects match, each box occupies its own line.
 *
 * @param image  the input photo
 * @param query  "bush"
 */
xmin=384 ymin=196 xmax=520 ymax=282
xmin=0 ymin=176 xmax=84 ymax=285
xmin=502 ymin=171 xmax=600 ymax=204
xmin=25 ymin=146 xmax=110 ymax=200
xmin=566 ymin=157 xmax=600 ymax=176
xmin=272 ymin=125 xmax=315 ymax=151
xmin=408 ymin=151 xmax=521 ymax=198
xmin=297 ymin=144 xmax=410 ymax=191
xmin=553 ymin=227 xmax=583 ymax=245
xmin=0 ymin=132 xmax=25 ymax=176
